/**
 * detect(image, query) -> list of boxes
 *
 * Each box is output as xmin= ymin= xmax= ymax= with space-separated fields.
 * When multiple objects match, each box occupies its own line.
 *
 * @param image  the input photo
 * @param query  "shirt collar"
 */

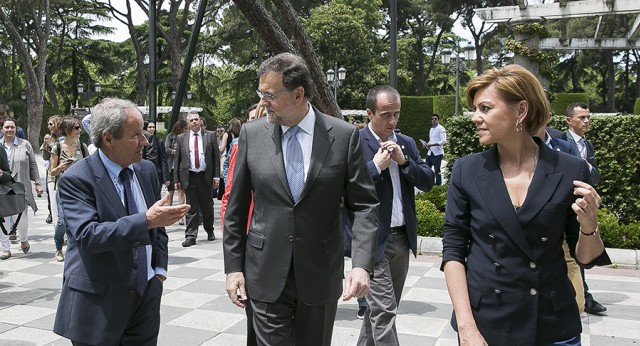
xmin=544 ymin=131 xmax=552 ymax=148
xmin=98 ymin=149 xmax=133 ymax=180
xmin=568 ymin=130 xmax=583 ymax=142
xmin=281 ymin=102 xmax=315 ymax=136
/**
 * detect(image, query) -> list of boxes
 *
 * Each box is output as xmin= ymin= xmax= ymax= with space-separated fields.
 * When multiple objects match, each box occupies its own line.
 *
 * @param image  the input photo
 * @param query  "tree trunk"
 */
xmin=0 ymin=0 xmax=51 ymax=150
xmin=605 ymin=52 xmax=615 ymax=112
xmin=233 ymin=0 xmax=341 ymax=118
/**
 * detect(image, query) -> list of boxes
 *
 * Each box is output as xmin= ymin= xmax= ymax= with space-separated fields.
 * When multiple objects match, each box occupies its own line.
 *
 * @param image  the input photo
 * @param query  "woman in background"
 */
xmin=442 ymin=65 xmax=610 ymax=345
xmin=0 ymin=118 xmax=43 ymax=258
xmin=0 ymin=134 xmax=14 ymax=260
xmin=40 ymin=115 xmax=62 ymax=224
xmin=49 ymin=116 xmax=88 ymax=262
xmin=165 ymin=119 xmax=188 ymax=224
xmin=217 ymin=117 xmax=242 ymax=200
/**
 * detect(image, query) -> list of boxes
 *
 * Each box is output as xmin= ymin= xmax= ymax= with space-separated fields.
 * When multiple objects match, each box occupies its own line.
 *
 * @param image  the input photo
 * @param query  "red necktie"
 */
xmin=194 ymin=133 xmax=200 ymax=169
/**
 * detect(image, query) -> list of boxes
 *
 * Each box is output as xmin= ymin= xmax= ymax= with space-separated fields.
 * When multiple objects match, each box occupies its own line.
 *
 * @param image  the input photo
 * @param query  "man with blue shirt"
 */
xmin=53 ymin=98 xmax=189 ymax=345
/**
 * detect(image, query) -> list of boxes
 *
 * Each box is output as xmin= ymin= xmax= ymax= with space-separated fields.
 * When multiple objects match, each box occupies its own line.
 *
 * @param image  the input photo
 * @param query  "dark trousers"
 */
xmin=250 ymin=266 xmax=337 ymax=346
xmin=184 ymin=172 xmax=214 ymax=240
xmin=425 ymin=154 xmax=443 ymax=185
xmin=580 ymin=267 xmax=593 ymax=301
xmin=71 ymin=277 xmax=163 ymax=346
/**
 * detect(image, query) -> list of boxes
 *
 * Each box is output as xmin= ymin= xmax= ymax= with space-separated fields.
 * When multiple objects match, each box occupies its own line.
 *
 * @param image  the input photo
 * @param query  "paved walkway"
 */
xmin=1 ymin=158 xmax=639 ymax=345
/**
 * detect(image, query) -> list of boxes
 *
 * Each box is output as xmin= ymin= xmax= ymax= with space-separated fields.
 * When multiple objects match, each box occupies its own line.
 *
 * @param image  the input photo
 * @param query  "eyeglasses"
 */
xmin=377 ymin=113 xmax=400 ymax=121
xmin=74 ymin=126 xmax=81 ymax=130
xmin=48 ymin=123 xmax=54 ymax=126
xmin=256 ymin=89 xmax=288 ymax=101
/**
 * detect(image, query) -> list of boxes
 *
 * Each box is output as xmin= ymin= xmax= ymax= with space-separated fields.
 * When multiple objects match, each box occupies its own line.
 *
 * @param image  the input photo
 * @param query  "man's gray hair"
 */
xmin=91 ymin=98 xmax=139 ymax=148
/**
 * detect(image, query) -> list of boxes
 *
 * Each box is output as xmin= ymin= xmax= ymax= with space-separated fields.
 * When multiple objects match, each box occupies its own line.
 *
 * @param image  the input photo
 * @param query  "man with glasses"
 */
xmin=354 ymin=85 xmax=434 ymax=345
xmin=224 ymin=52 xmax=379 ymax=345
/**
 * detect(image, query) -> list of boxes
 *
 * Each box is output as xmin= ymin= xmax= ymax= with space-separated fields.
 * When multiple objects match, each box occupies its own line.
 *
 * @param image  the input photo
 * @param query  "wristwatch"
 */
xmin=399 ymin=155 xmax=410 ymax=168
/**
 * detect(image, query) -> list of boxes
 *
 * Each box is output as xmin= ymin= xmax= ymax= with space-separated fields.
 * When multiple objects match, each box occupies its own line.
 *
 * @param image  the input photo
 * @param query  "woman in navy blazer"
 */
xmin=442 ymin=65 xmax=610 ymax=345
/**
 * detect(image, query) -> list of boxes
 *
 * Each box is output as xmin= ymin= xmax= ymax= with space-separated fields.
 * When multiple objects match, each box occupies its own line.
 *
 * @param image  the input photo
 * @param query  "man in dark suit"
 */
xmin=563 ymin=102 xmax=605 ymax=314
xmin=53 ymin=98 xmax=189 ymax=345
xmin=223 ymin=53 xmax=379 ymax=345
xmin=354 ymin=85 xmax=434 ymax=345
xmin=174 ymin=111 xmax=220 ymax=247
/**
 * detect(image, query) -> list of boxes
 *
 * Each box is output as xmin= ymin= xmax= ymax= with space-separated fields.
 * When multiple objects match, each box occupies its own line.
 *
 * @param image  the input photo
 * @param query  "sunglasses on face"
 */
xmin=74 ymin=126 xmax=81 ymax=130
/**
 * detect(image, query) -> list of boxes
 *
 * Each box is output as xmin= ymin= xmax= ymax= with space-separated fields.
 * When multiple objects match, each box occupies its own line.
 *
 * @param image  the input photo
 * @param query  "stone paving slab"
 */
xmin=1 ymin=157 xmax=639 ymax=345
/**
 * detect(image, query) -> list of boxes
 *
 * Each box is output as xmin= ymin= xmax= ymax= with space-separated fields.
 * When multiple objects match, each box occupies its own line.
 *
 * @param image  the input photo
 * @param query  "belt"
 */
xmin=390 ymin=225 xmax=406 ymax=234
xmin=189 ymin=171 xmax=205 ymax=175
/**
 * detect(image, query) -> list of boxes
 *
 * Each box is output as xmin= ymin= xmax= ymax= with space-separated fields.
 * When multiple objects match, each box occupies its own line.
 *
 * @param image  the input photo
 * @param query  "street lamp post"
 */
xmin=441 ymin=41 xmax=475 ymax=115
xmin=77 ymin=81 xmax=101 ymax=113
xmin=326 ymin=63 xmax=347 ymax=103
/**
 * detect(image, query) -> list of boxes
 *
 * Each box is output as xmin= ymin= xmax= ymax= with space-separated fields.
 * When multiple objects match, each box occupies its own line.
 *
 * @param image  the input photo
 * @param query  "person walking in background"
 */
xmin=224 ymin=53 xmax=379 ymax=345
xmin=442 ymin=65 xmax=610 ymax=345
xmin=49 ymin=116 xmax=89 ymax=262
xmin=424 ymin=113 xmax=446 ymax=185
xmin=0 ymin=104 xmax=26 ymax=140
xmin=165 ymin=119 xmax=188 ymax=226
xmin=563 ymin=101 xmax=606 ymax=315
xmin=217 ymin=117 xmax=242 ymax=200
xmin=143 ymin=121 xmax=170 ymax=187
xmin=174 ymin=111 xmax=220 ymax=247
xmin=52 ymin=98 xmax=189 ymax=345
xmin=355 ymin=85 xmax=434 ymax=345
xmin=0 ymin=117 xmax=43 ymax=257
xmin=41 ymin=115 xmax=62 ymax=224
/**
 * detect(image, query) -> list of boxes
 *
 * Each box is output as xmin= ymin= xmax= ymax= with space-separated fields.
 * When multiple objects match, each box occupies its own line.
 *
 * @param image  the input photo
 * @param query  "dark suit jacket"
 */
xmin=0 ymin=145 xmax=10 ymax=183
xmin=223 ymin=108 xmax=379 ymax=305
xmin=442 ymin=138 xmax=598 ymax=344
xmin=549 ymin=137 xmax=576 ymax=156
xmin=563 ymin=131 xmax=600 ymax=185
xmin=174 ymin=129 xmax=220 ymax=189
xmin=53 ymin=153 xmax=168 ymax=345
xmin=546 ymin=126 xmax=564 ymax=139
xmin=353 ymin=126 xmax=434 ymax=263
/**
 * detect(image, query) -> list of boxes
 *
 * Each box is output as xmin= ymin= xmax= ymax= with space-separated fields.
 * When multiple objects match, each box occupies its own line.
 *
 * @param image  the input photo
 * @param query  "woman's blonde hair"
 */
xmin=466 ymin=64 xmax=550 ymax=135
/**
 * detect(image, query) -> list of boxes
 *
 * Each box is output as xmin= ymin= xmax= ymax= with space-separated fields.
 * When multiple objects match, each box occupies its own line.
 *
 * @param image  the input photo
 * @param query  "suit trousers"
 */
xmin=184 ymin=172 xmax=214 ymax=240
xmin=425 ymin=154 xmax=443 ymax=185
xmin=250 ymin=264 xmax=338 ymax=346
xmin=71 ymin=277 xmax=163 ymax=346
xmin=358 ymin=230 xmax=410 ymax=346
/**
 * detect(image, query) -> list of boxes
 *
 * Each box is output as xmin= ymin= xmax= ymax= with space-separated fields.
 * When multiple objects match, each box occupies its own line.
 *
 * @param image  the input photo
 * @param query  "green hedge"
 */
xmin=634 ymin=98 xmax=640 ymax=115
xmin=416 ymin=185 xmax=448 ymax=237
xmin=398 ymin=96 xmax=434 ymax=157
xmin=550 ymin=93 xmax=589 ymax=115
xmin=433 ymin=95 xmax=457 ymax=120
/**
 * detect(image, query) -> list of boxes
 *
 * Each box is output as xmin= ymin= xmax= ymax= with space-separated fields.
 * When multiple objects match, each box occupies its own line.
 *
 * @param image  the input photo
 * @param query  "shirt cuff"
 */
xmin=154 ymin=267 xmax=168 ymax=279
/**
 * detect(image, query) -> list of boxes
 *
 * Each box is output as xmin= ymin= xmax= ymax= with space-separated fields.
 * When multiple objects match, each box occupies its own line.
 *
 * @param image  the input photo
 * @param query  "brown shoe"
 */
xmin=0 ymin=251 xmax=10 ymax=260
xmin=21 ymin=241 xmax=30 ymax=253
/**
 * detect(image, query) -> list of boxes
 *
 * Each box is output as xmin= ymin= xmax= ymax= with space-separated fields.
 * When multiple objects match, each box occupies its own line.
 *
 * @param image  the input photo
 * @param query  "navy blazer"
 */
xmin=354 ymin=126 xmax=434 ymax=263
xmin=53 ymin=152 xmax=168 ymax=345
xmin=443 ymin=138 xmax=598 ymax=344
xmin=563 ymin=131 xmax=600 ymax=185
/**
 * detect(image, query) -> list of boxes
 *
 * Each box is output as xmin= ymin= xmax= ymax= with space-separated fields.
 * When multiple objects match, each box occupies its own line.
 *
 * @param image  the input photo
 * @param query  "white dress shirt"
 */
xmin=189 ymin=129 xmax=206 ymax=172
xmin=427 ymin=124 xmax=446 ymax=156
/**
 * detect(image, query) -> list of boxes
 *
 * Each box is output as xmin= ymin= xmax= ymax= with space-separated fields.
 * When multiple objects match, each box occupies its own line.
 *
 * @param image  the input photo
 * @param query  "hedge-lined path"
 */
xmin=0 ymin=156 xmax=638 ymax=345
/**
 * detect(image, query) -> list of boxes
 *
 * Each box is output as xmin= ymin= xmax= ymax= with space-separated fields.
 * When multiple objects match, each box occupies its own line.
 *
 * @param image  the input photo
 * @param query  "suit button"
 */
xmin=529 ymin=288 xmax=538 ymax=296
xmin=488 ymin=234 xmax=495 ymax=239
xmin=494 ymin=289 xmax=502 ymax=294
xmin=134 ymin=242 xmax=141 ymax=247
xmin=529 ymin=262 xmax=537 ymax=269
xmin=129 ymin=290 xmax=135 ymax=296
xmin=541 ymin=237 xmax=548 ymax=242
xmin=288 ymin=235 xmax=294 ymax=242
xmin=493 ymin=262 xmax=501 ymax=267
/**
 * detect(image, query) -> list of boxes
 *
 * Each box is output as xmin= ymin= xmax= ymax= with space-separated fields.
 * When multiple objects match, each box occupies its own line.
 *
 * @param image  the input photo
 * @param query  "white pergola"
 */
xmin=474 ymin=0 xmax=640 ymax=50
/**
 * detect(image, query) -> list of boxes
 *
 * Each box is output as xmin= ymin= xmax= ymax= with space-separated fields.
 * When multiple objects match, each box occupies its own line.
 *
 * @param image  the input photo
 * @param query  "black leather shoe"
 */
xmin=46 ymin=214 xmax=53 ymax=224
xmin=182 ymin=238 xmax=196 ymax=247
xmin=207 ymin=232 xmax=216 ymax=241
xmin=585 ymin=299 xmax=607 ymax=314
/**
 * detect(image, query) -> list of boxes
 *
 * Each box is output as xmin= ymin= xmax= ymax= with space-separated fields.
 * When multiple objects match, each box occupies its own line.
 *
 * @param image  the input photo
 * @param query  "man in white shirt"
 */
xmin=424 ymin=114 xmax=446 ymax=185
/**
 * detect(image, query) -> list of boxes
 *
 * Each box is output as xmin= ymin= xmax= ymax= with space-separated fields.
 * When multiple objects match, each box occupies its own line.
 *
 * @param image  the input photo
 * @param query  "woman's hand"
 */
xmin=458 ymin=324 xmax=489 ymax=346
xmin=572 ymin=180 xmax=600 ymax=231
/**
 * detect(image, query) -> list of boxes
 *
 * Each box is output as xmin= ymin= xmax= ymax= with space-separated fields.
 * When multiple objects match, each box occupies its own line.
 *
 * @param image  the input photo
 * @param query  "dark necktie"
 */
xmin=285 ymin=126 xmax=304 ymax=203
xmin=194 ymin=133 xmax=200 ymax=169
xmin=120 ymin=168 xmax=148 ymax=296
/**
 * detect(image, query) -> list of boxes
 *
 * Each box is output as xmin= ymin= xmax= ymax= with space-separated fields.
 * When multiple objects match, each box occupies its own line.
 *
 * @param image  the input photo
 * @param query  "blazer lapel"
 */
xmin=91 ymin=154 xmax=127 ymax=217
xmin=362 ymin=126 xmax=381 ymax=155
xmin=298 ymin=112 xmax=334 ymax=203
xmin=517 ymin=140 xmax=563 ymax=226
xmin=263 ymin=122 xmax=291 ymax=201
xmin=474 ymin=147 xmax=534 ymax=260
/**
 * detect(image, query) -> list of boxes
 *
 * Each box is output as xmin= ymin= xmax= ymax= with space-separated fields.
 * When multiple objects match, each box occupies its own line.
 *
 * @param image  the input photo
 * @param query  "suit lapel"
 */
xmin=91 ymin=153 xmax=127 ymax=217
xmin=474 ymin=147 xmax=534 ymax=260
xmin=263 ymin=122 xmax=291 ymax=200
xmin=361 ymin=126 xmax=381 ymax=155
xmin=565 ymin=132 xmax=579 ymax=156
xmin=298 ymin=112 xmax=334 ymax=203
xmin=517 ymin=141 xmax=563 ymax=226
